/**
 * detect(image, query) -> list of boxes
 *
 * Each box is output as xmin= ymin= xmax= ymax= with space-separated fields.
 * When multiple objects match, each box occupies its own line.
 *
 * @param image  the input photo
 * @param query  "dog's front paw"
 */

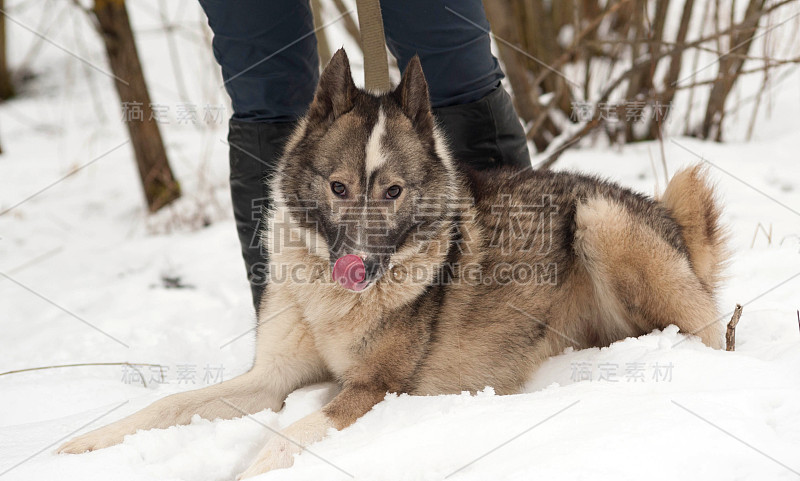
xmin=237 ymin=437 xmax=300 ymax=479
xmin=57 ymin=424 xmax=129 ymax=454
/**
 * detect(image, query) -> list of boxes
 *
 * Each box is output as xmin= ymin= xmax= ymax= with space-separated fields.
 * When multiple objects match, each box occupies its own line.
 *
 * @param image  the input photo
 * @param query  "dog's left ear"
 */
xmin=308 ymin=48 xmax=357 ymax=124
xmin=393 ymin=56 xmax=434 ymax=139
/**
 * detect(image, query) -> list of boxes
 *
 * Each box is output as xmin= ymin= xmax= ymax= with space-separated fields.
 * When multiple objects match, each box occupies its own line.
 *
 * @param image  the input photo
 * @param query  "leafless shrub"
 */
xmin=484 ymin=0 xmax=800 ymax=164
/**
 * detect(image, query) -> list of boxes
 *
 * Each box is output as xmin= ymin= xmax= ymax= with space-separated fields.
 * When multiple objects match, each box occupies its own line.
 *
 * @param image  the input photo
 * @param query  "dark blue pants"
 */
xmin=199 ymin=0 xmax=504 ymax=121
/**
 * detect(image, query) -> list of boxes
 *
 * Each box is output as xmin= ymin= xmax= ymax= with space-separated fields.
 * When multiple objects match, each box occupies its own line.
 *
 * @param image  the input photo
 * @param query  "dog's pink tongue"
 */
xmin=332 ymin=255 xmax=367 ymax=291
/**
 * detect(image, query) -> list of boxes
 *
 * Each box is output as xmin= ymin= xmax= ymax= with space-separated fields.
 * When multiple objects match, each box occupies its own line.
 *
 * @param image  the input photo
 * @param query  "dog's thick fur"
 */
xmin=59 ymin=50 xmax=728 ymax=478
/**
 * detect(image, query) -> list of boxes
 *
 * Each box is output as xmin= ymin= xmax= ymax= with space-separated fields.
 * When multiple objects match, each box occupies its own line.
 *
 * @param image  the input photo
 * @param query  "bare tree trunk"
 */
xmin=0 ymin=0 xmax=14 ymax=100
xmin=522 ymin=0 xmax=572 ymax=115
xmin=484 ymin=0 xmax=538 ymax=124
xmin=485 ymin=0 xmax=560 ymax=152
xmin=622 ymin=1 xmax=645 ymax=141
xmin=627 ymin=0 xmax=671 ymax=141
xmin=91 ymin=0 xmax=180 ymax=212
xmin=653 ymin=0 xmax=695 ymax=139
xmin=700 ymin=0 xmax=767 ymax=140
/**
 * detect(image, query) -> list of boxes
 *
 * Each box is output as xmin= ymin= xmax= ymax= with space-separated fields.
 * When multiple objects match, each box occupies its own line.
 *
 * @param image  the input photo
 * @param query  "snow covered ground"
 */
xmin=1 ymin=1 xmax=799 ymax=480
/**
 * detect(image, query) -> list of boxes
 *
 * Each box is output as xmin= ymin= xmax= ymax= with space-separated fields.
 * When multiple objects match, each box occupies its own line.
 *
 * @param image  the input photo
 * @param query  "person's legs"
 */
xmin=200 ymin=0 xmax=318 ymax=122
xmin=199 ymin=0 xmax=317 ymax=311
xmin=381 ymin=0 xmax=531 ymax=170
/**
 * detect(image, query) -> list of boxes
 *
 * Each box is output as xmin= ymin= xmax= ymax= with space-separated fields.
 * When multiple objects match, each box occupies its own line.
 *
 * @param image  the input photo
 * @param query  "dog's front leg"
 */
xmin=237 ymin=384 xmax=386 ymax=479
xmin=58 ymin=291 xmax=327 ymax=454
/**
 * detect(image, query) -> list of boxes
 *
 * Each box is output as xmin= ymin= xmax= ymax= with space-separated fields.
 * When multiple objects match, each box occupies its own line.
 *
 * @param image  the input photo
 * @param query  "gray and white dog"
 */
xmin=59 ymin=49 xmax=728 ymax=478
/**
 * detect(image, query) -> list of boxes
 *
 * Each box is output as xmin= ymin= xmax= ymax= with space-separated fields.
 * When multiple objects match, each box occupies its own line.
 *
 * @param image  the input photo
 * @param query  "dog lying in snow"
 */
xmin=59 ymin=49 xmax=727 ymax=478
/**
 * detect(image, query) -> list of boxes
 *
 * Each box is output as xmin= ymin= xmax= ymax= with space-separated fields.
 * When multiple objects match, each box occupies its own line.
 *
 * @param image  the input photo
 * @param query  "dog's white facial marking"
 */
xmin=365 ymin=108 xmax=387 ymax=177
xmin=283 ymin=117 xmax=308 ymax=154
xmin=432 ymin=127 xmax=455 ymax=173
xmin=432 ymin=126 xmax=461 ymax=200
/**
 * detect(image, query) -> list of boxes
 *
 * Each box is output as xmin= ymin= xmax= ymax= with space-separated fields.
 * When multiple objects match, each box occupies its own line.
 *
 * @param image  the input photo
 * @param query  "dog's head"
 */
xmin=273 ymin=49 xmax=459 ymax=292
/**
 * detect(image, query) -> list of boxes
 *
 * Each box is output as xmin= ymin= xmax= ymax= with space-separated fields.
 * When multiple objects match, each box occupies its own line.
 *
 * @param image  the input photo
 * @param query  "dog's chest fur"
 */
xmin=286 ymin=261 xmax=425 ymax=380
xmin=302 ymin=297 xmax=379 ymax=377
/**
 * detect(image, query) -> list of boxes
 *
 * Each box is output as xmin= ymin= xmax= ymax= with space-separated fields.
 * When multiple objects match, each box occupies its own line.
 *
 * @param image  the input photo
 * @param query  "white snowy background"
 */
xmin=1 ymin=1 xmax=799 ymax=480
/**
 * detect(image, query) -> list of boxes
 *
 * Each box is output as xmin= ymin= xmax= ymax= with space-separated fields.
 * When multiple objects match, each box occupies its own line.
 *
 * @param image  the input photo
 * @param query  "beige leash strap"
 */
xmin=355 ymin=0 xmax=391 ymax=93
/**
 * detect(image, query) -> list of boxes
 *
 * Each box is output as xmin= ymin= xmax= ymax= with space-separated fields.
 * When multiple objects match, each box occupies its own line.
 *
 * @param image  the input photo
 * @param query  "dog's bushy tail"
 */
xmin=661 ymin=165 xmax=729 ymax=293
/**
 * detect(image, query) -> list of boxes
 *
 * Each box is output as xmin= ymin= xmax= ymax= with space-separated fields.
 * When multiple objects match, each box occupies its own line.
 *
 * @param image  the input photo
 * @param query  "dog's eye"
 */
xmin=331 ymin=181 xmax=347 ymax=197
xmin=385 ymin=185 xmax=402 ymax=199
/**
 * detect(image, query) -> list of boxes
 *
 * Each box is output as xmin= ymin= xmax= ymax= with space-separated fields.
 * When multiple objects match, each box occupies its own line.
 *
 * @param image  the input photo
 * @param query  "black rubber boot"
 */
xmin=433 ymin=84 xmax=530 ymax=171
xmin=227 ymin=119 xmax=296 ymax=312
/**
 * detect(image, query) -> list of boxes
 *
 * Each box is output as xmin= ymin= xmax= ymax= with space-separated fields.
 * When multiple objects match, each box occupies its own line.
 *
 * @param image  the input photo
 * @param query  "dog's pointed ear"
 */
xmin=393 ymin=56 xmax=433 ymax=138
xmin=308 ymin=48 xmax=357 ymax=123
